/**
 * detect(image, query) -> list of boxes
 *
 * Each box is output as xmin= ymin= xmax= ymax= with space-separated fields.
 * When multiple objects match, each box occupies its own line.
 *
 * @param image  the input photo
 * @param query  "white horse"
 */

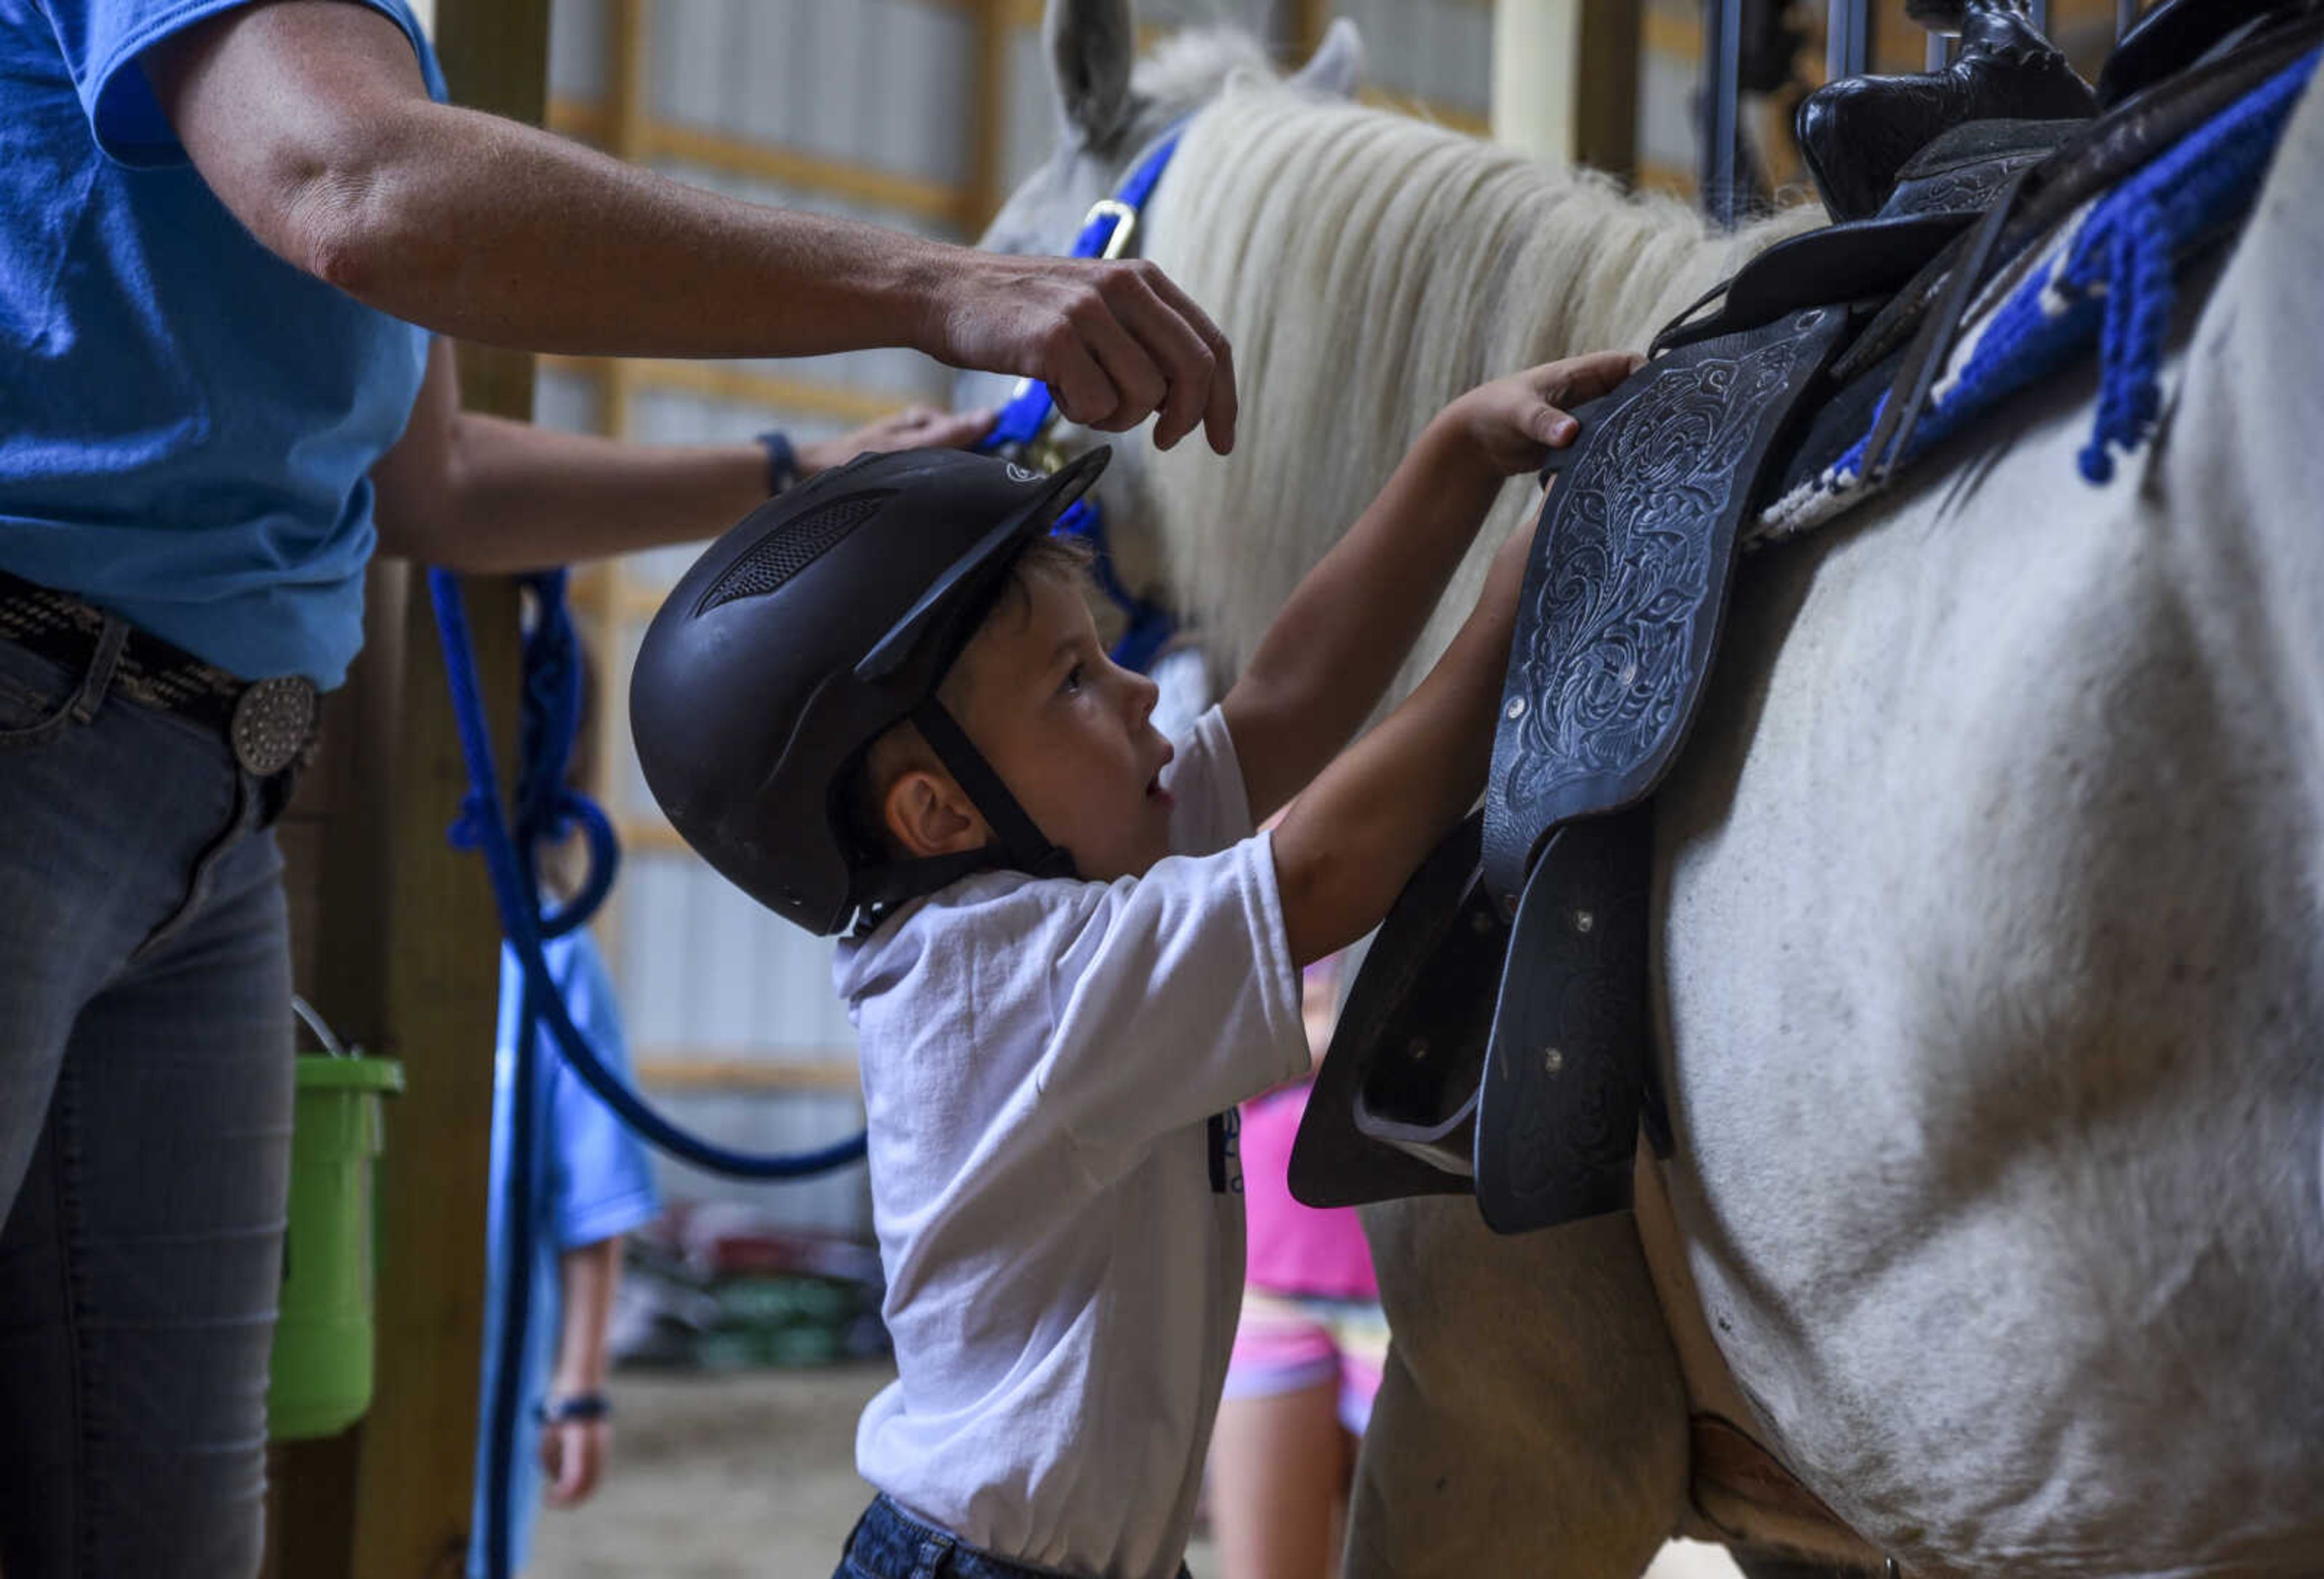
xmin=976 ymin=7 xmax=2324 ymax=1576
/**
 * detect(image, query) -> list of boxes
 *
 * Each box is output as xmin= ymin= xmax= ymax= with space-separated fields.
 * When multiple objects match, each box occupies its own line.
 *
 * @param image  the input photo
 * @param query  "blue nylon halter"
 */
xmin=978 ymin=126 xmax=1187 ymax=673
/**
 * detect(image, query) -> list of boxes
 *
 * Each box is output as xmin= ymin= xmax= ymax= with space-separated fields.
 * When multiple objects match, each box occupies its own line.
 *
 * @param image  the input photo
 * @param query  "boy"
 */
xmin=629 ymin=350 xmax=1638 ymax=1579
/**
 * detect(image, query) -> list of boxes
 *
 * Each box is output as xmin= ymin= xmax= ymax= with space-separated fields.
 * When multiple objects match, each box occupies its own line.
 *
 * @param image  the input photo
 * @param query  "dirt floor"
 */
xmin=529 ymin=1365 xmax=1745 ymax=1578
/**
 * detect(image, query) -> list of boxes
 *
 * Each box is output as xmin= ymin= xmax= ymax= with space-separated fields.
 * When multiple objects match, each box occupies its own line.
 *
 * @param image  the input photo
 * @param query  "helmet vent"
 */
xmin=697 ymin=491 xmax=891 ymax=614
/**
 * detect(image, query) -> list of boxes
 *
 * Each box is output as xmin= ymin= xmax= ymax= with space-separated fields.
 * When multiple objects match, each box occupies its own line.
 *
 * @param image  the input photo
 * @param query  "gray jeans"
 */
xmin=0 ymin=633 xmax=294 ymax=1578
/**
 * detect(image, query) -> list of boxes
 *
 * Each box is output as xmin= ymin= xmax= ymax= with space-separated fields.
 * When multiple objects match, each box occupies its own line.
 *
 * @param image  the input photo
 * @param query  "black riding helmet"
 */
xmin=629 ymin=445 xmax=1110 ymax=934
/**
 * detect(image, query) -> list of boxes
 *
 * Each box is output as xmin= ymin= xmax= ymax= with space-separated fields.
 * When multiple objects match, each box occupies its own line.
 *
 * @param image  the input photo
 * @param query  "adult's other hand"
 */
xmin=799 ymin=406 xmax=999 ymax=478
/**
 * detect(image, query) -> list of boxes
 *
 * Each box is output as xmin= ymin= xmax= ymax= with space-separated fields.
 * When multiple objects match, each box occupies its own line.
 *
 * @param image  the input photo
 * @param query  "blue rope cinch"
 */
xmin=1834 ymin=47 xmax=2322 ymax=488
xmin=976 ymin=125 xmax=1187 ymax=674
xmin=431 ymin=569 xmax=867 ymax=1579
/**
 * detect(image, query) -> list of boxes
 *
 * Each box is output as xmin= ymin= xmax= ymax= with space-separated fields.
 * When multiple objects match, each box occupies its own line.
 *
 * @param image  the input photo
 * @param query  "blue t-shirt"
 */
xmin=0 ymin=0 xmax=445 ymax=686
xmin=471 ymin=928 xmax=660 ymax=1579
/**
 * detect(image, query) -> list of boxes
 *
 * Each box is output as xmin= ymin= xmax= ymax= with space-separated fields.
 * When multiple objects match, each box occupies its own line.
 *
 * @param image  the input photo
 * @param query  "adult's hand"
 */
xmin=927 ymin=254 xmax=1237 ymax=455
xmin=798 ymin=406 xmax=998 ymax=478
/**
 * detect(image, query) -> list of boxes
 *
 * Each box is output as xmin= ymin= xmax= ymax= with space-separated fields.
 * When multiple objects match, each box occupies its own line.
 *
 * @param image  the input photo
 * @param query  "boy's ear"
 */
xmin=884 ymin=769 xmax=990 ymax=859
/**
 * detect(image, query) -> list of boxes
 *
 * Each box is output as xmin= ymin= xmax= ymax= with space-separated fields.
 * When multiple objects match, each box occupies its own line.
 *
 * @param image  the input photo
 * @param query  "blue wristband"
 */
xmin=536 ymin=1391 xmax=611 ymax=1424
xmin=756 ymin=430 xmax=798 ymax=496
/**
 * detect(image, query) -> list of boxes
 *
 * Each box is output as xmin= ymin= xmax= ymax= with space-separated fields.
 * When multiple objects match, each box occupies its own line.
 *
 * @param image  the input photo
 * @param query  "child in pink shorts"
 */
xmin=1208 ymin=954 xmax=1388 ymax=1577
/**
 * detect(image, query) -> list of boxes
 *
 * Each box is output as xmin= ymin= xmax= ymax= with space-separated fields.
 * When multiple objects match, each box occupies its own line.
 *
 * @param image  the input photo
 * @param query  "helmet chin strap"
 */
xmin=848 ymin=696 xmax=1077 ymax=931
xmin=909 ymin=697 xmax=1076 ymax=880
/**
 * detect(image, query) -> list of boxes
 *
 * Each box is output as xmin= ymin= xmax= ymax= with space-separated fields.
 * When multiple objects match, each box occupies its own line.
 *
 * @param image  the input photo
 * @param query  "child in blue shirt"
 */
xmin=468 ymin=928 xmax=659 ymax=1579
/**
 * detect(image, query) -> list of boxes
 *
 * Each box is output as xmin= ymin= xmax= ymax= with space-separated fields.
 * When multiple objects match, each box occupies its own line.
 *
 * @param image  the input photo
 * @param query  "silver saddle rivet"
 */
xmin=1505 ymin=697 xmax=1527 ymax=720
xmin=1572 ymin=908 xmax=1595 ymax=933
xmin=1543 ymin=1046 xmax=1564 ymax=1075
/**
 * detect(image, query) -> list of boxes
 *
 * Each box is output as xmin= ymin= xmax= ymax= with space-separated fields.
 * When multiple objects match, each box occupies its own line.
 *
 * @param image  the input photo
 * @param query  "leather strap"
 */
xmin=844 ymin=696 xmax=1077 ymax=931
xmin=911 ymin=696 xmax=1075 ymax=882
xmin=1862 ymin=163 xmax=2031 ymax=488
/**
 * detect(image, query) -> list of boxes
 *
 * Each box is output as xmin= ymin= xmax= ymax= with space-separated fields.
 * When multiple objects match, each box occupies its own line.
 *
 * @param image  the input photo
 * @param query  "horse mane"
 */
xmin=1129 ymin=25 xmax=1275 ymax=112
xmin=1137 ymin=74 xmax=1826 ymax=683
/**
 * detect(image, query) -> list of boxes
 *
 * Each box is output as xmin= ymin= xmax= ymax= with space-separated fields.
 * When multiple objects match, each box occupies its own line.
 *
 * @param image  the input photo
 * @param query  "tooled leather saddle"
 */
xmin=1291 ymin=0 xmax=2324 ymax=1233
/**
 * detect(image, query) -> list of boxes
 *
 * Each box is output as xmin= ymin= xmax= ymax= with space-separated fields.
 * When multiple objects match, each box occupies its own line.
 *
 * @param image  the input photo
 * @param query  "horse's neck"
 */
xmin=1140 ymin=85 xmax=1822 ymax=681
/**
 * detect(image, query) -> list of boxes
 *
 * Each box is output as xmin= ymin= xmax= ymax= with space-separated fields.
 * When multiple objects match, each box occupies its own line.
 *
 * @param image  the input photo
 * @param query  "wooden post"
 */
xmin=353 ymin=0 xmax=548 ymax=1564
xmin=1577 ymin=0 xmax=1643 ymax=181
xmin=603 ymin=0 xmax=648 ymax=445
xmin=1492 ymin=0 xmax=1641 ymax=182
xmin=1284 ymin=0 xmax=1328 ymax=54
xmin=963 ymin=0 xmax=1011 ymax=235
xmin=264 ymin=565 xmax=410 ymax=1579
xmin=263 ymin=2 xmax=545 ymax=1576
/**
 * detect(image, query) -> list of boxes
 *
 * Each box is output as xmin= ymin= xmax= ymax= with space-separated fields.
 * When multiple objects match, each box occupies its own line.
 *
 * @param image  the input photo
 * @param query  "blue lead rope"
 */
xmin=979 ymin=127 xmax=1186 ymax=672
xmin=429 ymin=567 xmax=869 ymax=1182
xmin=430 ymin=568 xmax=867 ymax=1579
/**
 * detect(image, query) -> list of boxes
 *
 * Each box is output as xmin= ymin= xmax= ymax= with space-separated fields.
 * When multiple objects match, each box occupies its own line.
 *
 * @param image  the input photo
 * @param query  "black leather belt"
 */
xmin=0 ymin=570 xmax=320 ymax=778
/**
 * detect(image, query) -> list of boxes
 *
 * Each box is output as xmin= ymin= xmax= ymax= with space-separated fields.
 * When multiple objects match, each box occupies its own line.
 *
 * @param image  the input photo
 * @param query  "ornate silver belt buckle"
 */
xmin=229 ymin=675 xmax=320 ymax=778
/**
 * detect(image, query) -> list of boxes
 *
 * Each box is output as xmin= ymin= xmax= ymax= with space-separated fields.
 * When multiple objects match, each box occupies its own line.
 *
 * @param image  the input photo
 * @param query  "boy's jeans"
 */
xmin=0 ymin=635 xmax=295 ymax=1578
xmin=835 ymin=1494 xmax=1197 ymax=1579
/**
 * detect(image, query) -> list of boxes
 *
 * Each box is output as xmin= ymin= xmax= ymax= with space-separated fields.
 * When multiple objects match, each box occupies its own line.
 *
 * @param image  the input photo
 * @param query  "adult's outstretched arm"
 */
xmin=369 ymin=338 xmax=994 ymax=571
xmin=142 ymin=0 xmax=1234 ymax=453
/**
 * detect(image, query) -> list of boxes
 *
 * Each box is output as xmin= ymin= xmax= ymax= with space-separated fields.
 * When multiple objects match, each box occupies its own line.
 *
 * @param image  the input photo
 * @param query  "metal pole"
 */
xmin=1826 ymin=0 xmax=1871 ymax=81
xmin=2118 ymin=0 xmax=2140 ymax=37
xmin=2029 ymin=0 xmax=2050 ymax=35
xmin=1926 ymin=30 xmax=1950 ymax=70
xmin=1702 ymin=0 xmax=1741 ymax=226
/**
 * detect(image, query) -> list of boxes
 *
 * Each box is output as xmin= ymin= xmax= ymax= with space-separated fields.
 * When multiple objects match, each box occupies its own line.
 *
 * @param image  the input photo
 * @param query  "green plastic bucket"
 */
xmin=268 ymin=1004 xmax=404 ymax=1442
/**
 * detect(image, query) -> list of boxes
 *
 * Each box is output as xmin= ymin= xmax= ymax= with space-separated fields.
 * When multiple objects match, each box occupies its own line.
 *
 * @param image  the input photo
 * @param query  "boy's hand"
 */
xmin=1442 ymin=350 xmax=1644 ymax=476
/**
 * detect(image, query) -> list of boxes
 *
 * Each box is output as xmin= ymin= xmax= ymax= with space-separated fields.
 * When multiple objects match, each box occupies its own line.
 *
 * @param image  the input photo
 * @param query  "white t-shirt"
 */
xmin=833 ymin=705 xmax=1310 ymax=1579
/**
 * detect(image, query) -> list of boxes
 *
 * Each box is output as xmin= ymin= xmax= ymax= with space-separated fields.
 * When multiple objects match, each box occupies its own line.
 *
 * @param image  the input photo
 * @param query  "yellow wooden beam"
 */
xmin=633 ymin=1056 xmax=864 ymax=1093
xmin=1359 ymin=87 xmax=1492 ymax=137
xmin=545 ymin=100 xmax=971 ymax=226
xmin=1287 ymin=0 xmax=1329 ymax=53
xmin=1576 ymin=0 xmax=1643 ymax=182
xmin=1638 ymin=158 xmax=1696 ymax=197
xmin=543 ymin=353 xmax=917 ymax=427
xmin=1643 ymin=7 xmax=1699 ymax=61
xmin=965 ymin=0 xmax=1009 ymax=236
xmin=546 ymin=94 xmax=611 ymax=146
xmin=608 ymin=0 xmax=650 ymax=157
xmin=645 ymin=119 xmax=965 ymax=223
xmin=608 ymin=815 xmax=688 ymax=852
xmin=605 ymin=578 xmax=681 ymax=623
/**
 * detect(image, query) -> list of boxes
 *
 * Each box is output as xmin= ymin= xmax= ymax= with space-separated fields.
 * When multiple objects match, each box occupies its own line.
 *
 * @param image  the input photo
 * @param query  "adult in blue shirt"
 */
xmin=471 ymin=928 xmax=658 ymax=1579
xmin=0 ymin=2 xmax=1239 ymax=1575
